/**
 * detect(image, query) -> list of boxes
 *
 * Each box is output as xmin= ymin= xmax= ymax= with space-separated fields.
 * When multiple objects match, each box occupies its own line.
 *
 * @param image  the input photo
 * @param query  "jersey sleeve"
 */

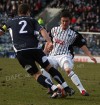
xmin=33 ymin=19 xmax=43 ymax=32
xmin=0 ymin=19 xmax=11 ymax=32
xmin=72 ymin=32 xmax=87 ymax=48
xmin=0 ymin=25 xmax=7 ymax=32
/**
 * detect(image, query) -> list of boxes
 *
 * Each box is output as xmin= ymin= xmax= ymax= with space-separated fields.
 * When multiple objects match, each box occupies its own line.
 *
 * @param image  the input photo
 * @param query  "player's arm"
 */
xmin=81 ymin=45 xmax=97 ymax=63
xmin=40 ymin=28 xmax=51 ymax=43
xmin=73 ymin=31 xmax=97 ymax=63
xmin=34 ymin=19 xmax=51 ymax=43
xmin=34 ymin=19 xmax=53 ymax=51
xmin=40 ymin=28 xmax=53 ymax=51
xmin=0 ymin=25 xmax=7 ymax=36
xmin=43 ymin=30 xmax=53 ymax=54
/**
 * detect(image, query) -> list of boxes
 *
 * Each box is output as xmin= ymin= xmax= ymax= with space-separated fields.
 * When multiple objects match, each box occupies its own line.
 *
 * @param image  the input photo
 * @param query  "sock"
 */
xmin=48 ymin=67 xmax=65 ymax=84
xmin=41 ymin=68 xmax=52 ymax=82
xmin=61 ymin=82 xmax=69 ymax=89
xmin=71 ymin=74 xmax=85 ymax=92
xmin=37 ymin=74 xmax=57 ymax=91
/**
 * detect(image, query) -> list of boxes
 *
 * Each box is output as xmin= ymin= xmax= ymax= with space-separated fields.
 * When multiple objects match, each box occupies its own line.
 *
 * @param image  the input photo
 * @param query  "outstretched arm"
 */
xmin=81 ymin=45 xmax=97 ymax=63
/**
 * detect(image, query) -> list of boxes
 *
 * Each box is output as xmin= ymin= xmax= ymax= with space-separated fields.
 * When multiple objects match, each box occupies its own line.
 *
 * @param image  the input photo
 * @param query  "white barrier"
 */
xmin=74 ymin=55 xmax=100 ymax=63
xmin=79 ymin=32 xmax=100 ymax=35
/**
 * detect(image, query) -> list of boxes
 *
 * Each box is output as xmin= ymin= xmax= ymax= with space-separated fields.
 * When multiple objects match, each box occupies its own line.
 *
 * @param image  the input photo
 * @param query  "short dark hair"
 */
xmin=60 ymin=10 xmax=72 ymax=19
xmin=18 ymin=3 xmax=30 ymax=15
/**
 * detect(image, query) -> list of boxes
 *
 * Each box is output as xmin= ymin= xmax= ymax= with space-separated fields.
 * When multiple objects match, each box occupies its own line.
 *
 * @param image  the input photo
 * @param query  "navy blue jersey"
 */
xmin=5 ymin=16 xmax=43 ymax=52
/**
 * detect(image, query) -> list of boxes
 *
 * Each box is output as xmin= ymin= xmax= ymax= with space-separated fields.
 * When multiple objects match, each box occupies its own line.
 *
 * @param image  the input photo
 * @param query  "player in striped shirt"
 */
xmin=42 ymin=10 xmax=97 ymax=96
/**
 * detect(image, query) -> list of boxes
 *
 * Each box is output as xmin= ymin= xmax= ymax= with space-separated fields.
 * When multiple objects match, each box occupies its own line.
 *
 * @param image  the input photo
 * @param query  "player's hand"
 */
xmin=46 ymin=42 xmax=53 ymax=51
xmin=43 ymin=42 xmax=53 ymax=54
xmin=91 ymin=57 xmax=97 ymax=63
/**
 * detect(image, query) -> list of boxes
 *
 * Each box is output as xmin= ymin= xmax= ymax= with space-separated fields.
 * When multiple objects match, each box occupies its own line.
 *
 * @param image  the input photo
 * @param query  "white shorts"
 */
xmin=47 ymin=55 xmax=74 ymax=71
xmin=47 ymin=56 xmax=59 ymax=69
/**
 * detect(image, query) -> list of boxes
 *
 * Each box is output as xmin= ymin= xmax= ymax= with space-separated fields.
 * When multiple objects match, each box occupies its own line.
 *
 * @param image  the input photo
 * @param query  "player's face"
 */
xmin=61 ymin=17 xmax=70 ymax=30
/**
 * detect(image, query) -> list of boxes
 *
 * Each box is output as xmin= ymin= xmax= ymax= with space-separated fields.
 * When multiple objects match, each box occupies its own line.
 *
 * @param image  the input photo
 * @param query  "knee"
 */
xmin=24 ymin=65 xmax=41 ymax=80
xmin=68 ymin=71 xmax=75 ymax=77
xmin=65 ymin=68 xmax=72 ymax=74
xmin=45 ymin=64 xmax=52 ymax=72
xmin=33 ymin=71 xmax=42 ymax=80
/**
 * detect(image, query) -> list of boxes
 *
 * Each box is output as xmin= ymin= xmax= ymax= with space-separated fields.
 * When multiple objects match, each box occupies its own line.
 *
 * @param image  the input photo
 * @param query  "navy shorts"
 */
xmin=16 ymin=49 xmax=50 ymax=75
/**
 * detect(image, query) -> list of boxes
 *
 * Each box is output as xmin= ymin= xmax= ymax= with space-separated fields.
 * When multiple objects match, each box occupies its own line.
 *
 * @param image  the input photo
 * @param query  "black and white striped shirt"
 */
xmin=49 ymin=26 xmax=86 ymax=56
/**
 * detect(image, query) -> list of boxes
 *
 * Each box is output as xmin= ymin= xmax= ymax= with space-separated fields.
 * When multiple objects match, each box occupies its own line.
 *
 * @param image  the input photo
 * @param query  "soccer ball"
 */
xmin=57 ymin=84 xmax=67 ymax=98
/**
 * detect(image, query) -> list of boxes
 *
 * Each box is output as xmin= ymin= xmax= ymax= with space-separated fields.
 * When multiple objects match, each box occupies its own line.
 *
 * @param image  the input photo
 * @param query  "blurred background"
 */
xmin=0 ymin=0 xmax=100 ymax=58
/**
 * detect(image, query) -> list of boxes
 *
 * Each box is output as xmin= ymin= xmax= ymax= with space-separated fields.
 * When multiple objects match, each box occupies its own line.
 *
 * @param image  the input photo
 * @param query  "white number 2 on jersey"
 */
xmin=19 ymin=20 xmax=28 ymax=34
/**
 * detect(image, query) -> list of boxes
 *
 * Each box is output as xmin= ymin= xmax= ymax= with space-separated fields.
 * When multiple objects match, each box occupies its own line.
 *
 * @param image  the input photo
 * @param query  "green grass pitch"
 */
xmin=0 ymin=58 xmax=100 ymax=105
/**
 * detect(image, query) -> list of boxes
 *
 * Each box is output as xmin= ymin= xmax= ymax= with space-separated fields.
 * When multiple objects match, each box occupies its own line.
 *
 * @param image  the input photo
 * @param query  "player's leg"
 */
xmin=40 ymin=67 xmax=52 ymax=81
xmin=40 ymin=55 xmax=59 ymax=82
xmin=40 ymin=56 xmax=60 ymax=94
xmin=68 ymin=70 xmax=89 ymax=96
xmin=40 ymin=67 xmax=53 ymax=94
xmin=59 ymin=55 xmax=89 ymax=96
xmin=36 ymin=49 xmax=75 ymax=96
xmin=16 ymin=50 xmax=61 ymax=98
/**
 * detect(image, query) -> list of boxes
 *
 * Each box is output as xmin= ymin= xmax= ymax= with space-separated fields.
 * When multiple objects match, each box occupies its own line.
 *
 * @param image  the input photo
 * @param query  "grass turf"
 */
xmin=0 ymin=58 xmax=100 ymax=105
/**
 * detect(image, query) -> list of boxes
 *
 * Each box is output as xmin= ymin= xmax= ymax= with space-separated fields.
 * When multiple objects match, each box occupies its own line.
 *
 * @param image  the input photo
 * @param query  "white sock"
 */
xmin=41 ymin=68 xmax=52 ymax=82
xmin=71 ymin=74 xmax=86 ymax=93
xmin=61 ymin=82 xmax=68 ymax=88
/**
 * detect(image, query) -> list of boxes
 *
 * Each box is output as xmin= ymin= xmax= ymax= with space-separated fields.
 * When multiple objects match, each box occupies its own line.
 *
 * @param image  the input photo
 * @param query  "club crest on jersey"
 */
xmin=54 ymin=38 xmax=64 ymax=45
xmin=53 ymin=30 xmax=62 ymax=35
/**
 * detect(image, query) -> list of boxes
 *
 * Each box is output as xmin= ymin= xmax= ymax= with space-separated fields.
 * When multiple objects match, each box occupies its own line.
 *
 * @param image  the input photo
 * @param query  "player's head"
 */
xmin=60 ymin=10 xmax=72 ymax=30
xmin=18 ymin=3 xmax=30 ymax=16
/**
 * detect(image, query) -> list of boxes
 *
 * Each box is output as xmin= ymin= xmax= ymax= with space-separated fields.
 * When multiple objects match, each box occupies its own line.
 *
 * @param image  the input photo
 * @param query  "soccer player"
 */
xmin=42 ymin=10 xmax=97 ymax=96
xmin=0 ymin=4 xmax=75 ymax=98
